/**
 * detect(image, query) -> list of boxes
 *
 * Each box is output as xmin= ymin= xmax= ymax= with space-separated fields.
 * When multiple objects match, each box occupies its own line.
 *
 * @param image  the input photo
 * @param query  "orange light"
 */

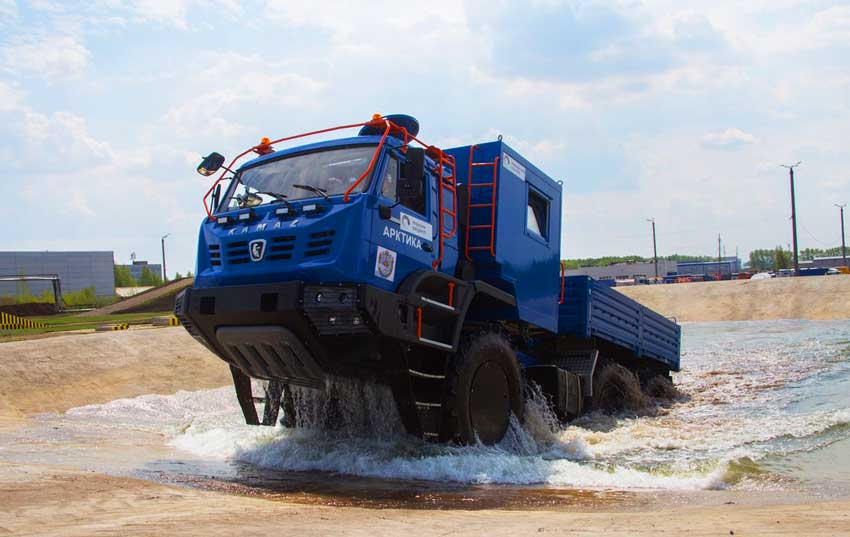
xmin=254 ymin=136 xmax=274 ymax=156
xmin=371 ymin=113 xmax=382 ymax=121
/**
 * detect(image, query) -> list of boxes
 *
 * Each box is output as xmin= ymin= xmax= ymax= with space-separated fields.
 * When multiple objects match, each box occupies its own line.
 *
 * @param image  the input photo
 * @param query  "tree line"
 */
xmin=561 ymin=254 xmax=716 ymax=270
xmin=113 ymin=266 xmax=193 ymax=287
xmin=563 ymin=245 xmax=843 ymax=272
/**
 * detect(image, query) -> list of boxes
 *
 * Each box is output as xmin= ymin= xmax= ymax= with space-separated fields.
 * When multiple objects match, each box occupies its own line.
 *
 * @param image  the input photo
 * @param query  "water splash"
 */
xmin=65 ymin=320 xmax=850 ymax=492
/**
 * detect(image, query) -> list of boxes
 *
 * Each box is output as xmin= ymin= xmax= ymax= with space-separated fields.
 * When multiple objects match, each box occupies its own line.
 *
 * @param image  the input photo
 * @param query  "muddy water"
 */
xmin=2 ymin=320 xmax=848 ymax=508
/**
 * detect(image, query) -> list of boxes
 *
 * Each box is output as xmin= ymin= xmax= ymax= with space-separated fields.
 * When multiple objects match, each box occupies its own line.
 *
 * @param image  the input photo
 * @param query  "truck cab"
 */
xmin=176 ymin=114 xmax=681 ymax=445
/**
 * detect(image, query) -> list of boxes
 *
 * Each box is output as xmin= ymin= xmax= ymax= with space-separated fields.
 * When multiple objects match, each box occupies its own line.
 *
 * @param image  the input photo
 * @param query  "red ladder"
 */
xmin=464 ymin=145 xmax=499 ymax=261
xmin=429 ymin=148 xmax=457 ymax=269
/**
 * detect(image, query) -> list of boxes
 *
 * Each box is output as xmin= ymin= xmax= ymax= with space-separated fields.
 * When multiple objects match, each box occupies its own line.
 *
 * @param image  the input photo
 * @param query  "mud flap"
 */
xmin=525 ymin=365 xmax=583 ymax=420
xmin=262 ymin=380 xmax=284 ymax=426
xmin=230 ymin=365 xmax=260 ymax=425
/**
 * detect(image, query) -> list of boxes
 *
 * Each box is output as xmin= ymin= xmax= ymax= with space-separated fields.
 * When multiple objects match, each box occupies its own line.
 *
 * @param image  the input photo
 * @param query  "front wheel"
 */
xmin=442 ymin=330 xmax=524 ymax=445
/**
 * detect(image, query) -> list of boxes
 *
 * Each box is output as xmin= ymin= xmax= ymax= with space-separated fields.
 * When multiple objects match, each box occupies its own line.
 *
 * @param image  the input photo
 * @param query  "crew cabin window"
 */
xmin=527 ymin=188 xmax=549 ymax=239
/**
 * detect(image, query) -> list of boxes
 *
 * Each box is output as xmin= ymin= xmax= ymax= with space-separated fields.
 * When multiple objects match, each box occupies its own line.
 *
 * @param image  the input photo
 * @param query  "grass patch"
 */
xmin=0 ymin=311 xmax=174 ymax=340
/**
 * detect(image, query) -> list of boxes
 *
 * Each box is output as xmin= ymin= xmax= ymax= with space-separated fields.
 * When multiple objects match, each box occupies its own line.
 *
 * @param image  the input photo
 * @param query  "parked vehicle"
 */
xmin=176 ymin=114 xmax=681 ymax=445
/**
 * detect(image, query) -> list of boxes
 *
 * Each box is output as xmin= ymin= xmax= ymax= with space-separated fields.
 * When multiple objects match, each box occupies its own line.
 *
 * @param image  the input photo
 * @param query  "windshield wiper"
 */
xmin=293 ymin=184 xmax=331 ymax=201
xmin=254 ymin=190 xmax=294 ymax=208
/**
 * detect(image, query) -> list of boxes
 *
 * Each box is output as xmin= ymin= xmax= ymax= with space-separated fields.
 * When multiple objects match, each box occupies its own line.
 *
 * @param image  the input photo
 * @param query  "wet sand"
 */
xmin=3 ymin=461 xmax=849 ymax=536
xmin=1 ymin=328 xmax=849 ymax=535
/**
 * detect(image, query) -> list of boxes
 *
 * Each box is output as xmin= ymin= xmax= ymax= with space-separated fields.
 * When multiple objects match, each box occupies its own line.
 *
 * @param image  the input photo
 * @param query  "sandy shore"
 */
xmin=618 ymin=274 xmax=850 ymax=322
xmin=1 ymin=325 xmax=849 ymax=534
xmin=2 ymin=462 xmax=848 ymax=536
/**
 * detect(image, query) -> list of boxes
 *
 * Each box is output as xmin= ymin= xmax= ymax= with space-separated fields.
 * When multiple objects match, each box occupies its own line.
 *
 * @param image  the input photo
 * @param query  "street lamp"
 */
xmin=780 ymin=162 xmax=802 ymax=276
xmin=647 ymin=218 xmax=658 ymax=279
xmin=161 ymin=233 xmax=170 ymax=282
xmin=837 ymin=203 xmax=847 ymax=267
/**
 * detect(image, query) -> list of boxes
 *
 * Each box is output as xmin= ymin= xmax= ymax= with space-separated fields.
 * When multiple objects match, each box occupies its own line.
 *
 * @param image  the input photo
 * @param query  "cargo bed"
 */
xmin=558 ymin=276 xmax=680 ymax=371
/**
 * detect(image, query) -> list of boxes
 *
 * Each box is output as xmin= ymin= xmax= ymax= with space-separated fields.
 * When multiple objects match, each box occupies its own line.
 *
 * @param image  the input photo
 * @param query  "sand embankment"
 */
xmin=0 ymin=328 xmax=230 ymax=419
xmin=618 ymin=275 xmax=850 ymax=322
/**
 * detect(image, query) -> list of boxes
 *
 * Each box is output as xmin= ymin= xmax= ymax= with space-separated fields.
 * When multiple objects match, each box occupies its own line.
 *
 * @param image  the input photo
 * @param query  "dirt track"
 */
xmin=79 ymin=278 xmax=193 ymax=316
xmin=618 ymin=275 xmax=850 ymax=322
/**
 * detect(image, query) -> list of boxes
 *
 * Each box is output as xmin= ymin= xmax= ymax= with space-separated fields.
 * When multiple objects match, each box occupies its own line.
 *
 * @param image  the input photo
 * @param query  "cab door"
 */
xmin=368 ymin=149 xmax=437 ymax=290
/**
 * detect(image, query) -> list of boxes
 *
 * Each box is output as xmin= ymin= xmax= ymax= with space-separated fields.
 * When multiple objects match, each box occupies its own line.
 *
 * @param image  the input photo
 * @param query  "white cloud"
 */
xmin=0 ymin=0 xmax=16 ymax=19
xmin=0 ymin=80 xmax=23 ymax=112
xmin=702 ymin=128 xmax=757 ymax=150
xmin=158 ymin=54 xmax=325 ymax=140
xmin=1 ymin=35 xmax=90 ymax=81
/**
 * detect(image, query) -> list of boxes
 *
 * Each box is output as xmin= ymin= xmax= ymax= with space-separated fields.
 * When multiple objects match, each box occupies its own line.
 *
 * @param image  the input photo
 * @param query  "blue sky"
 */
xmin=2 ymin=0 xmax=849 ymax=276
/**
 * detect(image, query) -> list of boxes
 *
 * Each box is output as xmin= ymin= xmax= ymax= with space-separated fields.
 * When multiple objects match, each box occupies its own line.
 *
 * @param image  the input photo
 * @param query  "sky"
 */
xmin=1 ymin=0 xmax=849 ymax=276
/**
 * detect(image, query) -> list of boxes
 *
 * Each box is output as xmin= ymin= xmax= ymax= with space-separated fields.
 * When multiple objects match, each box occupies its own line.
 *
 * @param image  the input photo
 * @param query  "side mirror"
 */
xmin=399 ymin=147 xmax=424 ymax=199
xmin=197 ymin=152 xmax=225 ymax=176
xmin=211 ymin=183 xmax=222 ymax=212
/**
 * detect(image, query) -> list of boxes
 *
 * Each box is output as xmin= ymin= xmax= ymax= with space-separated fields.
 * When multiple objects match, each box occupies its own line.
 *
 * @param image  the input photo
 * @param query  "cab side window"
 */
xmin=381 ymin=157 xmax=399 ymax=202
xmin=381 ymin=155 xmax=427 ymax=216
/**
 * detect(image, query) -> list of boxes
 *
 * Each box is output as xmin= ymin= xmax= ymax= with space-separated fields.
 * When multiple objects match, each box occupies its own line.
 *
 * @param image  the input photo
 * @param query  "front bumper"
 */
xmin=174 ymin=281 xmax=418 ymax=386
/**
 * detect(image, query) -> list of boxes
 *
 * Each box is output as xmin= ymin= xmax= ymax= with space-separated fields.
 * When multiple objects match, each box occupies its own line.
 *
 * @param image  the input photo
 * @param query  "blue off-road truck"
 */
xmin=176 ymin=114 xmax=680 ymax=444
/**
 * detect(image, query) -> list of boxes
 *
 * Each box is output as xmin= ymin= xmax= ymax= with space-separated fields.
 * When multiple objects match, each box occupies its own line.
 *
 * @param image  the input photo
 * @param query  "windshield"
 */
xmin=220 ymin=145 xmax=378 ymax=212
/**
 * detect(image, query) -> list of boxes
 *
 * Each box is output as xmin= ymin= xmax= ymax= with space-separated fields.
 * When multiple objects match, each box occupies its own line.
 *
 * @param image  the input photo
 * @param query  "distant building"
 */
xmin=676 ymin=257 xmax=741 ymax=277
xmin=0 ymin=251 xmax=115 ymax=298
xmin=116 ymin=260 xmax=163 ymax=282
xmin=565 ymin=260 xmax=678 ymax=281
xmin=807 ymin=256 xmax=849 ymax=269
xmin=564 ymin=257 xmax=743 ymax=282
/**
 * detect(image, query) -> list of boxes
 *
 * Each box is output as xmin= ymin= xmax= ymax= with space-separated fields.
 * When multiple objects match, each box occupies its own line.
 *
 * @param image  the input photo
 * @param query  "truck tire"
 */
xmin=592 ymin=363 xmax=647 ymax=412
xmin=443 ymin=330 xmax=523 ymax=445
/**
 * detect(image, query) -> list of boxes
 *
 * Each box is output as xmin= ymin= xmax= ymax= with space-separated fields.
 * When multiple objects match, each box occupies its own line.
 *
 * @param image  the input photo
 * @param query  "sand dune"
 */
xmin=618 ymin=275 xmax=850 ymax=322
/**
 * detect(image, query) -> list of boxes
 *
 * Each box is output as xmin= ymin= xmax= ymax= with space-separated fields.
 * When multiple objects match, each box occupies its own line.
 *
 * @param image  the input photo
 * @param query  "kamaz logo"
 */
xmin=249 ymin=239 xmax=266 ymax=262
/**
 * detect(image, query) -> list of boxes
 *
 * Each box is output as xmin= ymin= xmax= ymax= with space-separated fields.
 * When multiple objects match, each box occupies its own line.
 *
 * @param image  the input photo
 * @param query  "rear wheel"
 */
xmin=442 ymin=330 xmax=523 ymax=444
xmin=592 ymin=363 xmax=647 ymax=412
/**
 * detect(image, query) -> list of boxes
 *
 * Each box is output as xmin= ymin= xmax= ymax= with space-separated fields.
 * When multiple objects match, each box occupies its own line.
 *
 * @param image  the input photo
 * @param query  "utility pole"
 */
xmin=837 ymin=203 xmax=847 ymax=267
xmin=647 ymin=218 xmax=658 ymax=279
xmin=780 ymin=162 xmax=802 ymax=276
xmin=717 ymin=234 xmax=722 ymax=279
xmin=161 ymin=233 xmax=170 ymax=282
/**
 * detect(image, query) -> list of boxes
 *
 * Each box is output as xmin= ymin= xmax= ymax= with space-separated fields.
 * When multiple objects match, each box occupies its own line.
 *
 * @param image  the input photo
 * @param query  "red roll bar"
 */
xmin=199 ymin=114 xmax=457 ymax=270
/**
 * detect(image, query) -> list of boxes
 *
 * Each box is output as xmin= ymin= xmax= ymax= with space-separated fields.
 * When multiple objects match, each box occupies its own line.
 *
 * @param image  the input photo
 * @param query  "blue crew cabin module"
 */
xmin=176 ymin=114 xmax=682 ymax=445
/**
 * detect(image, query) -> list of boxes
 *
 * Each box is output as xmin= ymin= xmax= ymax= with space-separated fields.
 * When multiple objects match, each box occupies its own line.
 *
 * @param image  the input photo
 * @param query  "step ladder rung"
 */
xmin=420 ymin=296 xmax=455 ymax=311
xmin=419 ymin=337 xmax=453 ymax=350
xmin=469 ymin=182 xmax=496 ymax=188
xmin=469 ymin=225 xmax=493 ymax=230
xmin=408 ymin=368 xmax=446 ymax=380
xmin=469 ymin=203 xmax=493 ymax=208
xmin=467 ymin=246 xmax=492 ymax=251
xmin=471 ymin=162 xmax=497 ymax=167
